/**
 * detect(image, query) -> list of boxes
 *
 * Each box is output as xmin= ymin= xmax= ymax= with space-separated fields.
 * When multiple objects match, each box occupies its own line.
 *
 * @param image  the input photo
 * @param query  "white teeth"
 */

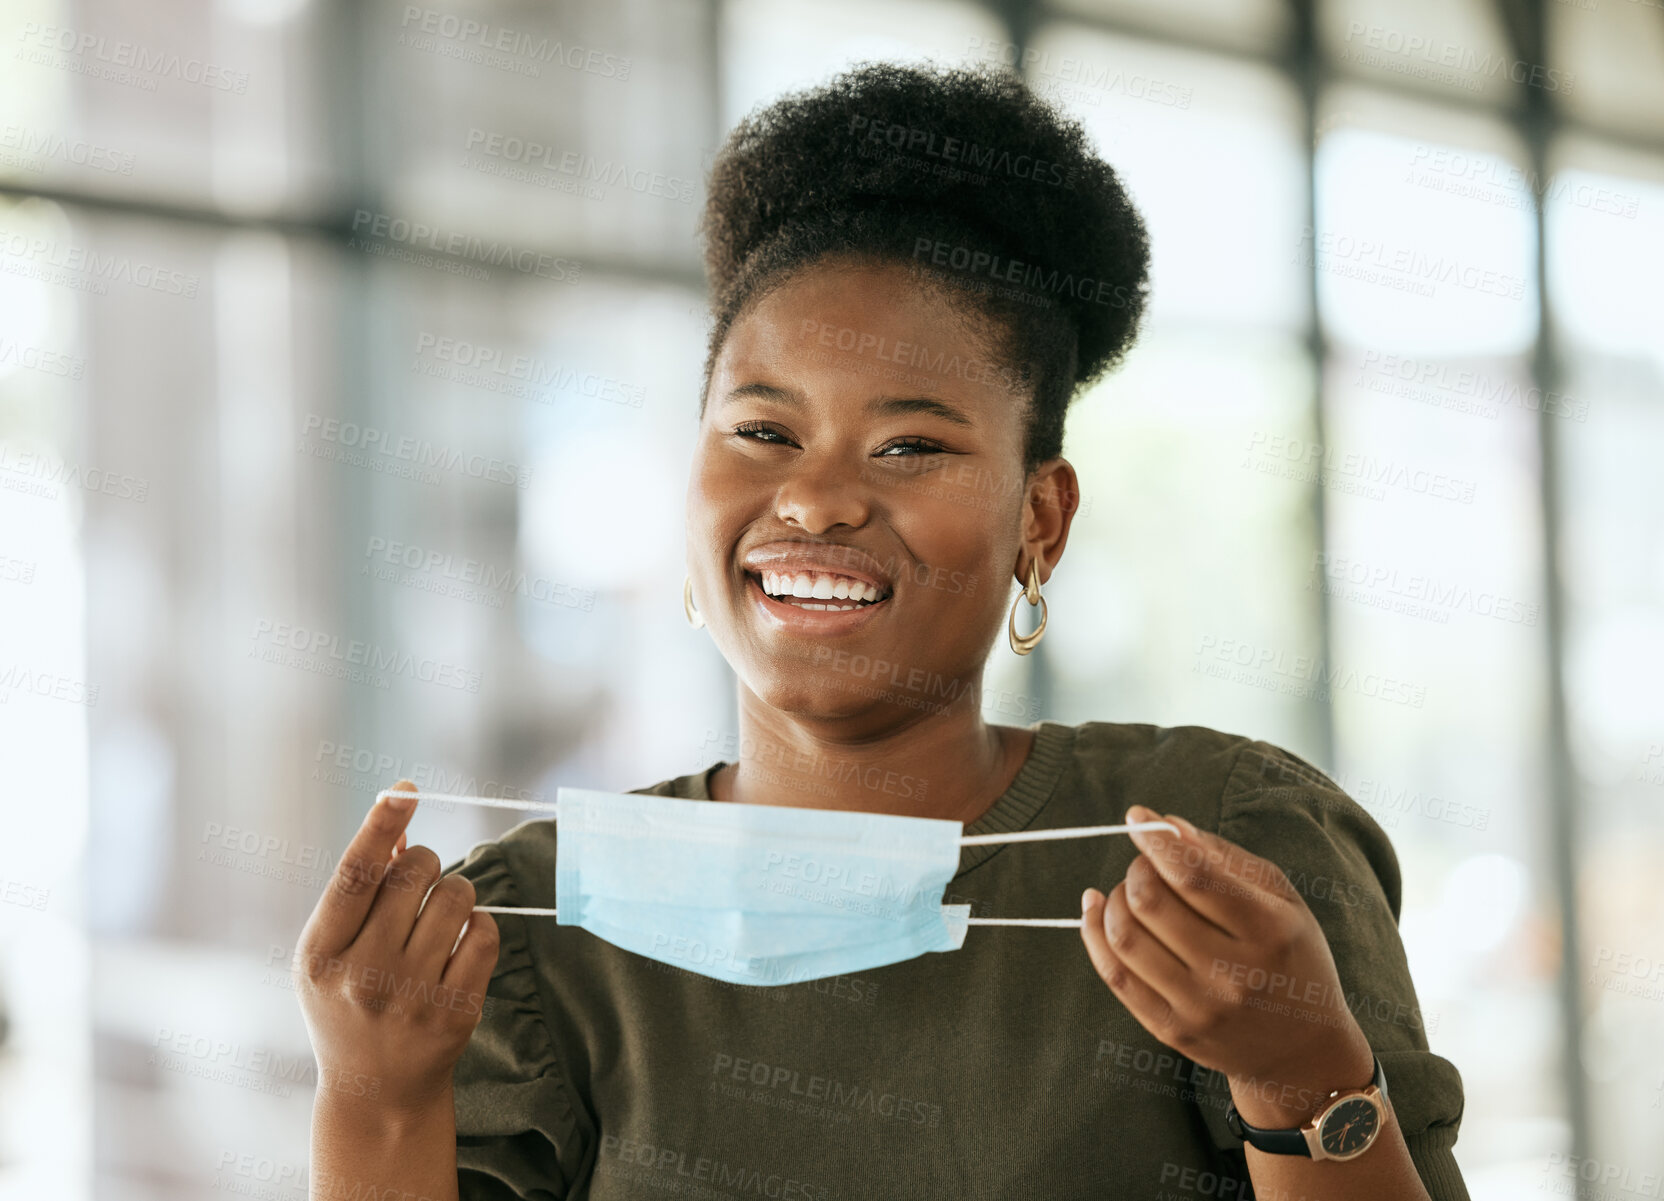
xmin=755 ymin=569 xmax=887 ymax=604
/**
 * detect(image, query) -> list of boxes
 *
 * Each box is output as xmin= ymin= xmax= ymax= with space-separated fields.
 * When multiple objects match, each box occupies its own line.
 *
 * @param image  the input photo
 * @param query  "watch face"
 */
xmin=1318 ymin=1096 xmax=1380 ymax=1159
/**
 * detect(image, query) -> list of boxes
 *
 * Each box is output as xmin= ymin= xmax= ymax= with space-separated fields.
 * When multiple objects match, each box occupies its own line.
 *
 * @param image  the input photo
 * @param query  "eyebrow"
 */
xmin=722 ymin=382 xmax=975 ymax=428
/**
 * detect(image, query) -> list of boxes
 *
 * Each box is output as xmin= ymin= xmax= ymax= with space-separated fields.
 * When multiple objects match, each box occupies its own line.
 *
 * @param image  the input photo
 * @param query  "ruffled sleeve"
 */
xmin=445 ymin=837 xmax=590 ymax=1199
xmin=1189 ymin=739 xmax=1472 ymax=1201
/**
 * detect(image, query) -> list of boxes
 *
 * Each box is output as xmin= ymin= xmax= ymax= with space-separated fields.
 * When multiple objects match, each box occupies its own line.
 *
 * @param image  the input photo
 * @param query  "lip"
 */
xmin=744 ymin=572 xmax=891 ymax=634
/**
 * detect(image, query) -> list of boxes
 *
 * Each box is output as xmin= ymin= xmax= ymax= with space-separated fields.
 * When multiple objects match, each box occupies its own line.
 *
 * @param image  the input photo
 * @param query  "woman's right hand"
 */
xmin=294 ymin=779 xmax=500 ymax=1119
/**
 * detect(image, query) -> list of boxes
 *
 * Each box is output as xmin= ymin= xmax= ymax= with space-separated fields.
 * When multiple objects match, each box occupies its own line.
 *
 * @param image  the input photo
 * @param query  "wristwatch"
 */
xmin=1225 ymin=1055 xmax=1390 ymax=1161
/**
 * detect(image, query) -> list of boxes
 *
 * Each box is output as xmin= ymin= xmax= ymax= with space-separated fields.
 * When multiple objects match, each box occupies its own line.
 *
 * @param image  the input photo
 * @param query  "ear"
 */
xmin=1013 ymin=457 xmax=1081 ymax=587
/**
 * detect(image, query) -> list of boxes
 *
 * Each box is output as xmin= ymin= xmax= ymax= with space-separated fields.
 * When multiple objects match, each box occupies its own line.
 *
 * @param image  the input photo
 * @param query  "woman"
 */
xmin=297 ymin=63 xmax=1468 ymax=1200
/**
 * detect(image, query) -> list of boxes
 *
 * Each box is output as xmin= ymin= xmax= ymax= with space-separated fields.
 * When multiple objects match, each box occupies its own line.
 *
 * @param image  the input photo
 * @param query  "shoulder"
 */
xmin=1062 ymin=719 xmax=1256 ymax=815
xmin=444 ymin=816 xmax=557 ymax=908
xmin=1063 ymin=720 xmax=1397 ymax=901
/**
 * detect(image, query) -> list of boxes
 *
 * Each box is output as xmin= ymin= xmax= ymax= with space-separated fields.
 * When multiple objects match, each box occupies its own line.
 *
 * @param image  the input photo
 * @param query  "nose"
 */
xmin=774 ymin=450 xmax=871 ymax=533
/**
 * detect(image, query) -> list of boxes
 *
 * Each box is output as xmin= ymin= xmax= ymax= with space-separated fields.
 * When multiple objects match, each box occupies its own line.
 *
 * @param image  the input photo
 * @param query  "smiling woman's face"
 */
xmin=686 ymin=255 xmax=1073 ymax=728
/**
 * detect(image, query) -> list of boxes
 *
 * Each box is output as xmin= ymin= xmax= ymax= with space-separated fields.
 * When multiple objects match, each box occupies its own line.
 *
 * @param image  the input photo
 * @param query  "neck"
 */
xmin=710 ymin=689 xmax=1035 ymax=825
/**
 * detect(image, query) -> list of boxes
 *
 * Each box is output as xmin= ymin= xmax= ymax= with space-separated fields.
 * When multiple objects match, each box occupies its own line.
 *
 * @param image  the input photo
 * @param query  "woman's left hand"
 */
xmin=1079 ymin=803 xmax=1375 ymax=1115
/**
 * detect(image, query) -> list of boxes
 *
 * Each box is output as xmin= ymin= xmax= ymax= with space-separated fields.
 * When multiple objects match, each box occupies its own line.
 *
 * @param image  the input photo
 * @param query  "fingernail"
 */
xmin=1126 ymin=804 xmax=1170 ymax=836
xmin=1081 ymin=887 xmax=1098 ymax=912
xmin=1167 ymin=813 xmax=1198 ymax=840
xmin=381 ymin=789 xmax=416 ymax=812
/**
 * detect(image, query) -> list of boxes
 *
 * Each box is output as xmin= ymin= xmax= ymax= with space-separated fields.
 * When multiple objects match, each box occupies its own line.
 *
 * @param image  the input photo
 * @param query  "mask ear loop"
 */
xmin=958 ymin=820 xmax=1181 ymax=927
xmin=374 ymin=790 xmax=1180 ymax=923
xmin=378 ymin=788 xmax=564 ymax=916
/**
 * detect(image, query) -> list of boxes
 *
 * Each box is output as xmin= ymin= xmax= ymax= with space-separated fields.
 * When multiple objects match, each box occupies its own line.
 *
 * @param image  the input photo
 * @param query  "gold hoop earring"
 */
xmin=683 ymin=575 xmax=705 ymax=629
xmin=1008 ymin=559 xmax=1047 ymax=655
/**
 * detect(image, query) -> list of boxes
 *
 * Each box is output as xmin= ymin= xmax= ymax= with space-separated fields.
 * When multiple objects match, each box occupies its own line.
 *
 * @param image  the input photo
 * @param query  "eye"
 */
xmin=877 ymin=437 xmax=948 ymax=458
xmin=732 ymin=420 xmax=795 ymax=446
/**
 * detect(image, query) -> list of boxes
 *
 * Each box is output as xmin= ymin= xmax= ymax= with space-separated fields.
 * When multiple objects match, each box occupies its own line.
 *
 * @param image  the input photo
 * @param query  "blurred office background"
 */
xmin=1 ymin=0 xmax=1661 ymax=1196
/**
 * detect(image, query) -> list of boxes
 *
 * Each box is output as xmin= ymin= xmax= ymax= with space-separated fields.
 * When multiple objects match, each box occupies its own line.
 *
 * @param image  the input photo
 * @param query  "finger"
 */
xmin=441 ymin=909 xmax=500 ymax=1006
xmin=299 ymin=780 xmax=421 ymax=956
xmin=356 ymin=843 xmax=443 ymax=952
xmin=1122 ymin=853 xmax=1237 ymax=952
xmin=1123 ymin=805 xmax=1286 ymax=936
xmin=1080 ymin=888 xmax=1182 ymax=1031
xmin=1097 ymin=879 xmax=1193 ymax=1006
xmin=404 ymin=873 xmax=476 ymax=976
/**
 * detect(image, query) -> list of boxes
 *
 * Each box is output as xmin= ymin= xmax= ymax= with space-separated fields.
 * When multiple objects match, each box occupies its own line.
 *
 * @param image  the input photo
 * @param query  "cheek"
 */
xmin=686 ymin=445 xmax=744 ymax=533
xmin=886 ymin=490 xmax=1019 ymax=601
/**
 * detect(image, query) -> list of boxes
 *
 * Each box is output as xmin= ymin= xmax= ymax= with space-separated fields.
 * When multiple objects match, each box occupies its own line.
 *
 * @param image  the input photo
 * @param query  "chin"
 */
xmin=746 ymin=669 xmax=873 ymax=720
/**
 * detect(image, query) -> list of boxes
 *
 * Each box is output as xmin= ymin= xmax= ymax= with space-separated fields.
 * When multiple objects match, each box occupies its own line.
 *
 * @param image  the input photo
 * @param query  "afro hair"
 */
xmin=697 ymin=60 xmax=1151 ymax=474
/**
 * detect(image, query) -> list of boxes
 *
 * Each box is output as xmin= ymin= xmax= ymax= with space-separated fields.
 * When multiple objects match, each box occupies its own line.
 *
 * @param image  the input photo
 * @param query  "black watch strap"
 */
xmin=1225 ymin=1055 xmax=1388 ymax=1156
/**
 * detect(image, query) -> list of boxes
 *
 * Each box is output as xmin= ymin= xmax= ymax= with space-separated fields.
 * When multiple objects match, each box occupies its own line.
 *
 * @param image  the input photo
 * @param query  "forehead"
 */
xmin=713 ymin=258 xmax=1023 ymax=419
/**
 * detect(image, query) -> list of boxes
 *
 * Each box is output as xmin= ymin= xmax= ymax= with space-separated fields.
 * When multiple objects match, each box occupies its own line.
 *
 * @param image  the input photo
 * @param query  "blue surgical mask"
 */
xmin=387 ymin=786 xmax=1177 ymax=987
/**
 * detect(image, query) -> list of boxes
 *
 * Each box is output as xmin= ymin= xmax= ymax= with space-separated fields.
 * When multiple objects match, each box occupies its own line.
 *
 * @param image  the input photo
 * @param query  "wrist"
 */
xmin=314 ymin=1081 xmax=456 ymax=1142
xmin=1227 ymin=1031 xmax=1375 ymax=1129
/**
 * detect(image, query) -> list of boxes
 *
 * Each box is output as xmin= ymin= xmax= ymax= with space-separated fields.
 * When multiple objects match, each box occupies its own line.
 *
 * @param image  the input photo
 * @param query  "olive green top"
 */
xmin=445 ymin=719 xmax=1469 ymax=1200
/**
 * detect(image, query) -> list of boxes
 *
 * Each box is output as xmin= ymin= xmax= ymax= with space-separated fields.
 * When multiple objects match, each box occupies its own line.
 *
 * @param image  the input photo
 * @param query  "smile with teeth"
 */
xmin=757 ymin=570 xmax=889 ymax=611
